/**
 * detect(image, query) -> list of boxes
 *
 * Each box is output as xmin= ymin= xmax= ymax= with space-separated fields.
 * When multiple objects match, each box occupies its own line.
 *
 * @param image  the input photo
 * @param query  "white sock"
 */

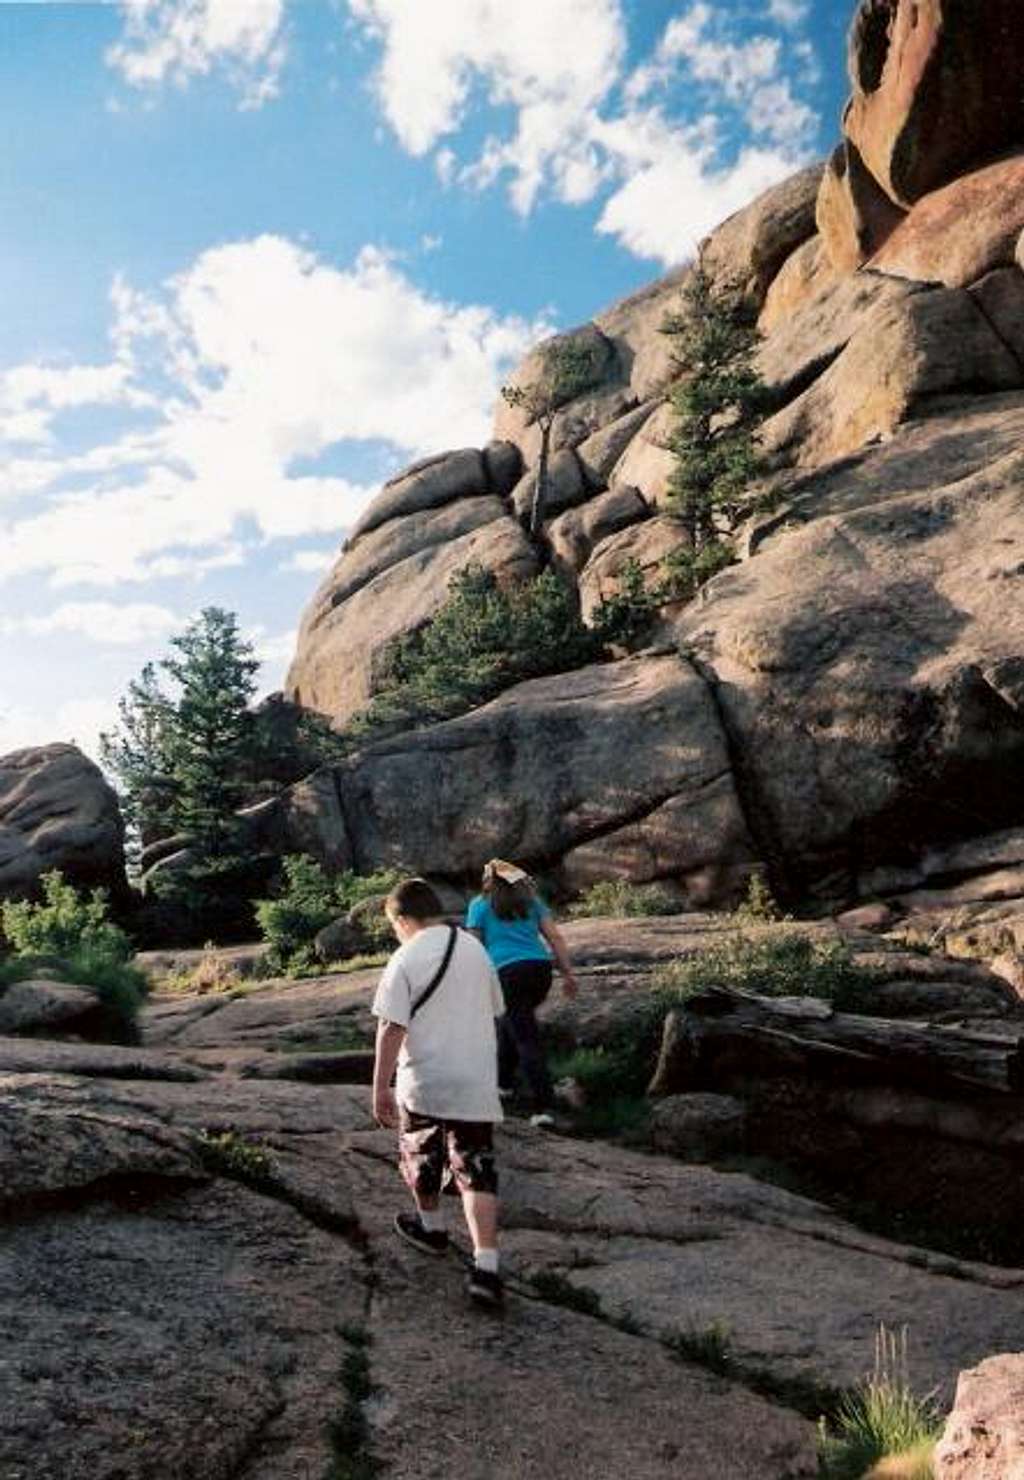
xmin=474 ymin=1248 xmax=500 ymax=1274
xmin=419 ymin=1208 xmax=444 ymax=1233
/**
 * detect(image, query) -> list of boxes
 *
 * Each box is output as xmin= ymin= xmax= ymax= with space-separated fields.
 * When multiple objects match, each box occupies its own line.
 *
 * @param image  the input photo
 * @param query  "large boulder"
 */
xmin=699 ymin=163 xmax=825 ymax=306
xmin=348 ymin=446 xmax=494 ymax=542
xmin=578 ymin=516 xmax=687 ymax=624
xmin=285 ymin=506 xmax=539 ymax=724
xmin=0 ymin=744 xmax=126 ymax=901
xmin=679 ymin=438 xmax=1024 ymax=899
xmin=609 ymin=401 xmax=676 ymax=507
xmin=548 ymin=486 xmax=650 ymax=578
xmin=870 ymin=154 xmax=1024 ymax=290
xmin=816 ymin=140 xmax=906 ymax=274
xmin=333 ymin=652 xmax=757 ymax=905
xmin=933 ymin=1354 xmax=1024 ymax=1478
xmin=761 ymin=285 xmax=1021 ymax=469
xmin=844 ymin=0 xmax=1024 ymax=209
xmin=756 ymin=269 xmax=921 ymax=406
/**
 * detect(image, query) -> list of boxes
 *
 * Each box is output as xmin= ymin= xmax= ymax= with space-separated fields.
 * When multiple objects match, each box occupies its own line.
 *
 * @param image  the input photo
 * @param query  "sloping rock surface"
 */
xmin=7 ymin=916 xmax=1024 ymax=1480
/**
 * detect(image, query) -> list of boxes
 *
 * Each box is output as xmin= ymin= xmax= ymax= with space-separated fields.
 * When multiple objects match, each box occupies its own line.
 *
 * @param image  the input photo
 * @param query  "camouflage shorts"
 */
xmin=398 ymin=1106 xmax=498 ymax=1198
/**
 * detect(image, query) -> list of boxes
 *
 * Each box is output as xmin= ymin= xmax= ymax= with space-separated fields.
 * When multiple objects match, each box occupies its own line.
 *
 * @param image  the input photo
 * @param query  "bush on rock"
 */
xmin=0 ymin=870 xmax=146 ymax=1042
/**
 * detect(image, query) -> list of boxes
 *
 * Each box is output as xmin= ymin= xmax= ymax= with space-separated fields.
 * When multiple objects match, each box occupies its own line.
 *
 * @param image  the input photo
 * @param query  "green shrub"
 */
xmin=818 ymin=1328 xmax=940 ymax=1480
xmin=254 ymin=856 xmax=401 ymax=975
xmin=1 ymin=870 xmax=132 ymax=963
xmin=654 ymin=930 xmax=876 ymax=1007
xmin=351 ymin=564 xmax=602 ymax=735
xmin=569 ymin=879 xmax=679 ymax=919
xmin=731 ymin=870 xmax=786 ymax=925
xmin=0 ymin=872 xmax=144 ymax=1042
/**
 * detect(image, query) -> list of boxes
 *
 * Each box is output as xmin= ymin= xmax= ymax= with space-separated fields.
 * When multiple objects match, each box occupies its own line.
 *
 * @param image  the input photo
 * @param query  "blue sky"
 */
xmin=0 ymin=0 xmax=849 ymax=758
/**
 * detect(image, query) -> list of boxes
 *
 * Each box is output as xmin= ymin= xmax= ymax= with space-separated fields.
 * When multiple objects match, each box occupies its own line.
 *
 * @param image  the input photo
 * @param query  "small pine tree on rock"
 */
xmin=661 ymin=262 xmax=769 ymax=550
xmin=501 ymin=337 xmax=606 ymax=536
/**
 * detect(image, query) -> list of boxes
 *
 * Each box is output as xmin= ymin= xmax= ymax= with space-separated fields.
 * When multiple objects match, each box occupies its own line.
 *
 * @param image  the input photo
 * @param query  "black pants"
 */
xmin=497 ymin=959 xmax=554 ymax=1111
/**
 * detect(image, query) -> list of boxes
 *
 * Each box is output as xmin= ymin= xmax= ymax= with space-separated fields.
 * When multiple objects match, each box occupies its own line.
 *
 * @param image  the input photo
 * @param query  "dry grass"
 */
xmin=161 ymin=950 xmax=244 ymax=996
xmin=864 ymin=1440 xmax=935 ymax=1479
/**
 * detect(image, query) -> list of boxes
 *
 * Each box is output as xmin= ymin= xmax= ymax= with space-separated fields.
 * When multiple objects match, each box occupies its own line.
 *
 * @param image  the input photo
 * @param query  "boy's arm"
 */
xmin=373 ymin=1019 xmax=407 ymax=1128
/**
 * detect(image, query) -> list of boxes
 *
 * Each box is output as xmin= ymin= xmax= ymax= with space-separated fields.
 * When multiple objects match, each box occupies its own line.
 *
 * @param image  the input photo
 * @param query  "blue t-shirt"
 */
xmin=465 ymin=893 xmax=552 ymax=972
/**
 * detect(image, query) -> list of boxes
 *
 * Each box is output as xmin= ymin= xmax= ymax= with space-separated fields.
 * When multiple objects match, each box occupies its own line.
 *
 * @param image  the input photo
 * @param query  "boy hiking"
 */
xmin=372 ymin=877 xmax=506 ymax=1308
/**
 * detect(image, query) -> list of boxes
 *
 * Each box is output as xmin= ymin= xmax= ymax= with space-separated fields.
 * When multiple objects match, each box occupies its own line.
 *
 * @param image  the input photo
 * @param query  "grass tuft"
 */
xmin=662 ymin=1320 xmax=733 ymax=1375
xmin=818 ymin=1327 xmax=940 ymax=1480
xmin=194 ymin=1129 xmax=276 ymax=1188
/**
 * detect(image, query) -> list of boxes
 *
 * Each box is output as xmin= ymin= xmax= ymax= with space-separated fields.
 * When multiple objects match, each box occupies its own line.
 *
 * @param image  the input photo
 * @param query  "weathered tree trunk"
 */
xmin=648 ymin=987 xmax=1024 ymax=1099
xmin=530 ymin=418 xmax=553 ymax=537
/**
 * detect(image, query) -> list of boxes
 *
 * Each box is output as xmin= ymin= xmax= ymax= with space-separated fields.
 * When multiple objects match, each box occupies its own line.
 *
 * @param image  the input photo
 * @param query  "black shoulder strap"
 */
xmin=410 ymin=924 xmax=459 ymax=1019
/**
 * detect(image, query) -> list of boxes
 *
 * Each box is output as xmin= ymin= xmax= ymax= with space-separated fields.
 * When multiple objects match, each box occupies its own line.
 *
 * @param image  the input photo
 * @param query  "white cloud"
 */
xmin=0 ymin=361 xmax=144 ymax=447
xmin=594 ymin=112 xmax=802 ymax=265
xmin=768 ymin=0 xmax=812 ymax=27
xmin=626 ymin=5 xmax=816 ymax=150
xmin=279 ymin=547 xmax=338 ymax=575
xmin=350 ymin=0 xmax=626 ymax=214
xmin=0 ymin=236 xmax=546 ymax=588
xmin=107 ymin=0 xmax=286 ymax=108
xmin=0 ymin=601 xmax=184 ymax=646
xmin=349 ymin=0 xmax=819 ymax=263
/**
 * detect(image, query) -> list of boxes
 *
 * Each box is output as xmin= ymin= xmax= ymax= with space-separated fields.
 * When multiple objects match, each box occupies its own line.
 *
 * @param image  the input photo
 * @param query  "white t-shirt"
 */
xmin=372 ymin=924 xmax=505 ymax=1122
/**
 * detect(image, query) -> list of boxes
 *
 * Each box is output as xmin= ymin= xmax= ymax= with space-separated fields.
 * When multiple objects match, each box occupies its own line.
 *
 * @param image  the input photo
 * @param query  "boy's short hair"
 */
xmin=386 ymin=877 xmax=443 ymax=922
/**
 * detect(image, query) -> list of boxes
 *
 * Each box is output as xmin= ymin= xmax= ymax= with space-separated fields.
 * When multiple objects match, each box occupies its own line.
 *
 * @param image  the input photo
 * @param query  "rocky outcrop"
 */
xmin=815 ymin=141 xmax=906 ymax=274
xmin=844 ymin=0 xmax=1024 ymax=209
xmin=0 ymin=744 xmax=126 ymax=901
xmin=934 ymin=1354 xmax=1024 ymax=1478
xmin=870 ymin=154 xmax=1024 ymax=290
xmin=681 ymin=433 xmax=1024 ymax=897
xmin=277 ymin=5 xmax=1024 ymax=911
xmin=332 ymin=652 xmax=757 ymax=904
xmin=286 ymin=493 xmax=539 ymax=725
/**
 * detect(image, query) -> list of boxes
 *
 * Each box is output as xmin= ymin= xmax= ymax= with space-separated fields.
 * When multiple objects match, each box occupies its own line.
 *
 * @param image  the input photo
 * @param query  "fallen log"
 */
xmin=648 ymin=987 xmax=1024 ymax=1099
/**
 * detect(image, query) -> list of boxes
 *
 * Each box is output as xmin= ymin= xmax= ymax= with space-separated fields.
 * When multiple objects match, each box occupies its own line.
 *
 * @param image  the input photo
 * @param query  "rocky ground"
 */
xmin=4 ymin=916 xmax=1024 ymax=1479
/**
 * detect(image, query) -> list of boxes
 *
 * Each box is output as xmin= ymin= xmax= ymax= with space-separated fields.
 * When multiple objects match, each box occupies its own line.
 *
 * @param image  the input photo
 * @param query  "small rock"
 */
xmin=836 ymin=902 xmax=896 ymax=932
xmin=0 ymin=978 xmax=99 ymax=1036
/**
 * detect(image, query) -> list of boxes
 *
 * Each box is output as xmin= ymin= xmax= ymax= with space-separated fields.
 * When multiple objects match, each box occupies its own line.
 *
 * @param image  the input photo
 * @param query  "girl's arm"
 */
xmin=539 ymin=915 xmax=577 ymax=999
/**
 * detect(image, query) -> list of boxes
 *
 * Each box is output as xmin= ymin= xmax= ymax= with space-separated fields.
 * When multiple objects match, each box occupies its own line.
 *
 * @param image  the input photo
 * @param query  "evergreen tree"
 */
xmin=161 ymin=607 xmax=259 ymax=859
xmin=99 ymin=662 xmax=176 ymax=863
xmin=661 ymin=262 xmax=768 ymax=551
xmin=501 ymin=338 xmax=604 ymax=535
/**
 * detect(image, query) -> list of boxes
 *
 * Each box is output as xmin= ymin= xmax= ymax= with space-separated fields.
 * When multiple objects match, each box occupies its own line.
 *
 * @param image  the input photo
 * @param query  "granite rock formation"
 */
xmin=276 ymin=0 xmax=1024 ymax=911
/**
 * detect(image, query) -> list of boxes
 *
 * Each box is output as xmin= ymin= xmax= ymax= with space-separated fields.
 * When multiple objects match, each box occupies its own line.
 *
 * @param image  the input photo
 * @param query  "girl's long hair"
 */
xmin=483 ymin=874 xmax=535 ymax=921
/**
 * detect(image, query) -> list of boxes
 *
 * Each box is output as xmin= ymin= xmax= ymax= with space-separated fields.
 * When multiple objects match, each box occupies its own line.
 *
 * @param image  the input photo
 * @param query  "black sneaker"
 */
xmin=393 ymin=1212 xmax=449 ymax=1255
xmin=466 ymin=1266 xmax=504 ymax=1309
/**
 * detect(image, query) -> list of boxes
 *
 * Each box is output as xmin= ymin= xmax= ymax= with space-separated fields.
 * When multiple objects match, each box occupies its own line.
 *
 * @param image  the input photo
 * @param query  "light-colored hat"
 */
xmin=483 ymin=857 xmax=529 ymax=885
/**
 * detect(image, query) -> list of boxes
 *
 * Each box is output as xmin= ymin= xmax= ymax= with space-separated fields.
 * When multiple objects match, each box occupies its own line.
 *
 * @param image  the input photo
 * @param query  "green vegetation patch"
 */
xmin=818 ymin=1329 xmax=940 ymax=1480
xmin=568 ymin=879 xmax=680 ymax=919
xmin=0 ymin=870 xmax=146 ymax=1042
xmin=254 ymin=856 xmax=401 ymax=977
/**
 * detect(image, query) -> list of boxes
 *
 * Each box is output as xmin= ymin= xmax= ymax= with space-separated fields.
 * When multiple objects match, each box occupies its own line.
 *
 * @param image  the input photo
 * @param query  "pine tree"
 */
xmin=161 ymin=607 xmax=259 ymax=860
xmin=662 ymin=262 xmax=768 ymax=551
xmin=99 ymin=662 xmax=176 ymax=864
xmin=501 ymin=338 xmax=604 ymax=535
